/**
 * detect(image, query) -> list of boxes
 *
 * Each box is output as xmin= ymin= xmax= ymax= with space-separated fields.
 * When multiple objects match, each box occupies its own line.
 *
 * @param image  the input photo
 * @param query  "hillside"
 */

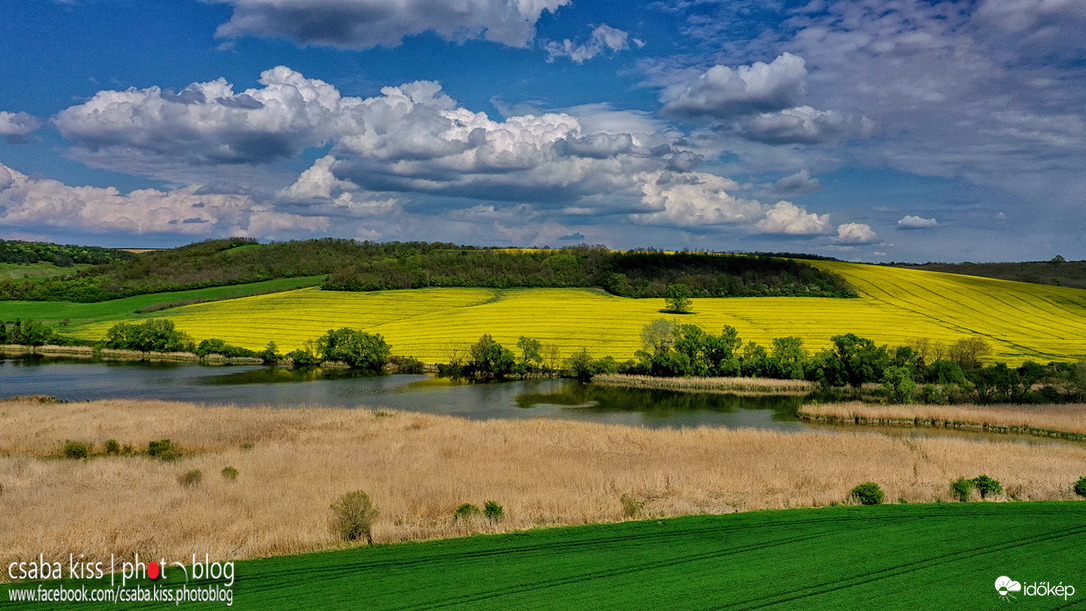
xmin=0 ymin=239 xmax=854 ymax=302
xmin=896 ymin=258 xmax=1086 ymax=290
xmin=40 ymin=260 xmax=1086 ymax=364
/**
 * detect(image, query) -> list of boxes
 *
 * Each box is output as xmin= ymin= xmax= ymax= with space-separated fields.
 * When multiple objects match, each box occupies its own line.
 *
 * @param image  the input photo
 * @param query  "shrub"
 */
xmin=286 ymin=348 xmax=319 ymax=368
xmin=221 ymin=466 xmax=239 ymax=481
xmin=104 ymin=439 xmax=121 ymax=455
xmin=849 ymin=482 xmax=884 ymax=506
xmin=950 ymin=477 xmax=975 ymax=502
xmin=63 ymin=440 xmax=90 ymax=459
xmin=453 ymin=503 xmax=481 ymax=521
xmin=316 ymin=328 xmax=391 ymax=371
xmin=1075 ymin=476 xmax=1086 ymax=498
xmin=148 ymin=439 xmax=180 ymax=460
xmin=178 ymin=469 xmax=203 ymax=487
xmin=971 ymin=475 xmax=1003 ymax=499
xmin=483 ymin=501 xmax=504 ymax=523
xmin=620 ymin=493 xmax=645 ymax=518
xmin=330 ymin=490 xmax=379 ymax=544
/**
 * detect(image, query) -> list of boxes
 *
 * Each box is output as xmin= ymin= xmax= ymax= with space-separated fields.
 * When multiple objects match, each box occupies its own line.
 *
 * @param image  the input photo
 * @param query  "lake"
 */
xmin=0 ymin=358 xmax=1072 ymax=444
xmin=0 ymin=358 xmax=809 ymax=431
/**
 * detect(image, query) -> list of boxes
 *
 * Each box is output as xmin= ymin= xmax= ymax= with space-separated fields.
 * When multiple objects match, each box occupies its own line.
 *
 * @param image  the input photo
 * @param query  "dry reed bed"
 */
xmin=0 ymin=344 xmax=263 ymax=364
xmin=800 ymin=402 xmax=1086 ymax=440
xmin=1 ymin=398 xmax=1085 ymax=569
xmin=593 ymin=374 xmax=813 ymax=394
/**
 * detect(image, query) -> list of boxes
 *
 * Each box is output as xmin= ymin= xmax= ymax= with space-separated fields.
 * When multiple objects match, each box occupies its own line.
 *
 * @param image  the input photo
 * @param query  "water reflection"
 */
xmin=0 ymin=358 xmax=1079 ymax=443
xmin=515 ymin=381 xmax=804 ymax=422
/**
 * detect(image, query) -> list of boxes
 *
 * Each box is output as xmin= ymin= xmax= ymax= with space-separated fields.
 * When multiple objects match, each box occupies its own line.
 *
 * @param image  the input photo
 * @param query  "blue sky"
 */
xmin=1 ymin=0 xmax=1084 ymax=262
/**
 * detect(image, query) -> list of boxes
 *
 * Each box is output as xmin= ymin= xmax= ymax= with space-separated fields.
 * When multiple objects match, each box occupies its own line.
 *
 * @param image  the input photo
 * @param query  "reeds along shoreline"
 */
xmin=0 ymin=344 xmax=264 ymax=364
xmin=799 ymin=401 xmax=1086 ymax=440
xmin=592 ymin=373 xmax=813 ymax=394
xmin=2 ymin=398 xmax=1086 ymax=570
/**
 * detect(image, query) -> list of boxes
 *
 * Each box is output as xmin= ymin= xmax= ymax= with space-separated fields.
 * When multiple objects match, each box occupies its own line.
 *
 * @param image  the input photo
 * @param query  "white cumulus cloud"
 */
xmin=755 ymin=200 xmax=831 ymax=235
xmin=897 ymin=215 xmax=939 ymax=229
xmin=54 ymin=67 xmax=352 ymax=168
xmin=834 ymin=222 xmax=880 ymax=244
xmin=544 ymin=24 xmax=637 ymax=63
xmin=0 ymin=111 xmax=41 ymax=136
xmin=660 ymin=53 xmax=808 ymax=118
xmin=0 ymin=162 xmax=328 ymax=238
xmin=213 ymin=0 xmax=571 ymax=49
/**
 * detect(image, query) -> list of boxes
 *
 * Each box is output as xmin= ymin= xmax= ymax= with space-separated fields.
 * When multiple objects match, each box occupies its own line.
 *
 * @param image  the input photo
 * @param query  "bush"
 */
xmin=103 ymin=318 xmax=192 ymax=353
xmin=178 ymin=469 xmax=203 ymax=487
xmin=1075 ymin=476 xmax=1086 ymax=498
xmin=620 ymin=493 xmax=645 ymax=518
xmin=221 ymin=466 xmax=239 ymax=481
xmin=317 ymin=328 xmax=391 ymax=371
xmin=148 ymin=439 xmax=180 ymax=460
xmin=849 ymin=482 xmax=884 ymax=506
xmin=950 ymin=477 xmax=974 ymax=502
xmin=453 ymin=503 xmax=481 ymax=521
xmin=483 ymin=500 xmax=504 ymax=523
xmin=971 ymin=475 xmax=1003 ymax=499
xmin=286 ymin=348 xmax=319 ymax=368
xmin=104 ymin=439 xmax=121 ymax=455
xmin=331 ymin=490 xmax=379 ymax=544
xmin=63 ymin=440 xmax=90 ymax=459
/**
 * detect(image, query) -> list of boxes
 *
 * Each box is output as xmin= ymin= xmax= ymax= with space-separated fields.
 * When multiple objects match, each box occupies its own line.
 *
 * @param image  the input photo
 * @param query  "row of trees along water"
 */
xmin=0 ymin=238 xmax=854 ymax=301
xmin=5 ymin=317 xmax=1086 ymax=405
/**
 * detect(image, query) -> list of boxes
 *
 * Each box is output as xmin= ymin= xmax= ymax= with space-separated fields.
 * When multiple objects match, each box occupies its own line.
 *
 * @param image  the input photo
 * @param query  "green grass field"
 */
xmin=0 ymin=276 xmax=325 ymax=326
xmin=5 ymin=503 xmax=1085 ymax=609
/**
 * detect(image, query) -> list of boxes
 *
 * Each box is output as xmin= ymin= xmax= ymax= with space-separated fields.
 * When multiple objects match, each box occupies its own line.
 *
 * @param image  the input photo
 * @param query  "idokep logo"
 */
xmin=995 ymin=576 xmax=1076 ymax=602
xmin=995 ymin=576 xmax=1021 ymax=601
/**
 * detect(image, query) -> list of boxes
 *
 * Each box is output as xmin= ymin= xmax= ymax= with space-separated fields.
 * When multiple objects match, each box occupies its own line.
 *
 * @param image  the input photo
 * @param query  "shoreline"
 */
xmin=798 ymin=402 xmax=1086 ymax=443
xmin=591 ymin=373 xmax=813 ymax=395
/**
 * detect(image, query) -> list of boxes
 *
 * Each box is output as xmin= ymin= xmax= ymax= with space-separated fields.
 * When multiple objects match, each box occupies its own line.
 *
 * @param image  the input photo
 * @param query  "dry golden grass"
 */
xmin=2 ymin=399 xmax=1086 ymax=570
xmin=801 ymin=402 xmax=1086 ymax=438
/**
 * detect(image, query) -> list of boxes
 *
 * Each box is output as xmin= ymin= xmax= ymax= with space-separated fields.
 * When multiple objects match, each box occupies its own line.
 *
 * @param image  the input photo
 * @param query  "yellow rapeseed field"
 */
xmin=69 ymin=262 xmax=1086 ymax=364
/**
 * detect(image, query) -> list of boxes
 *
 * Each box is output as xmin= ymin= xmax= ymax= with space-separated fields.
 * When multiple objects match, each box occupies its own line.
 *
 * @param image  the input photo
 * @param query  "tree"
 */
xmin=104 ymin=318 xmax=191 ymax=353
xmin=516 ymin=336 xmax=543 ymax=372
xmin=947 ymin=337 xmax=992 ymax=370
xmin=639 ymin=318 xmax=678 ymax=361
xmin=466 ymin=334 xmax=516 ymax=379
xmin=664 ymin=283 xmax=693 ymax=313
xmin=829 ymin=333 xmax=890 ymax=388
xmin=565 ymin=348 xmax=596 ymax=381
xmin=771 ymin=336 xmax=807 ymax=379
xmin=881 ymin=365 xmax=916 ymax=403
xmin=316 ymin=328 xmax=391 ymax=371
xmin=705 ymin=326 xmax=742 ymax=376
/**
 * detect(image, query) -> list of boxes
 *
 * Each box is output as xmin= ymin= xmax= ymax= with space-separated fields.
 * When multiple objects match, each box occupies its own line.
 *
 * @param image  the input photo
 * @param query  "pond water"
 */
xmin=0 ymin=358 xmax=1073 ymax=444
xmin=0 ymin=359 xmax=809 ymax=431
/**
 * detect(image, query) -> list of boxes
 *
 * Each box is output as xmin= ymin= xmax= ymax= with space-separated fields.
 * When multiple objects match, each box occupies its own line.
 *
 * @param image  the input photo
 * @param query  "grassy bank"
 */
xmin=2 ymin=398 xmax=1086 ymax=571
xmin=800 ymin=402 xmax=1086 ymax=442
xmin=5 ymin=503 xmax=1086 ymax=609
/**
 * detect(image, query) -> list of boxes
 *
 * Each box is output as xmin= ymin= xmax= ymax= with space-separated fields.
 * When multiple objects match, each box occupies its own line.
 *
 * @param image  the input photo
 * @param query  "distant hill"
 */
xmin=894 ymin=257 xmax=1086 ymax=290
xmin=0 ymin=238 xmax=855 ymax=302
xmin=0 ymin=239 xmax=135 ymax=267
